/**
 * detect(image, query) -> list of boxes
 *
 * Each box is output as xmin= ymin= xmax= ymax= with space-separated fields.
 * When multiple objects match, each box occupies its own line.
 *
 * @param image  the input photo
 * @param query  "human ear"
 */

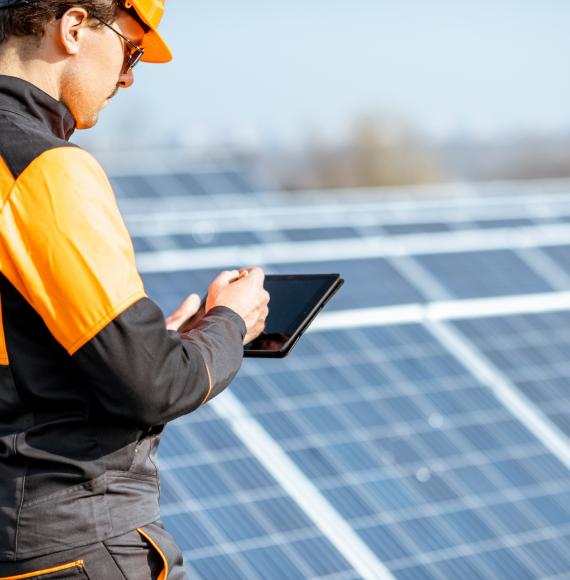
xmin=58 ymin=8 xmax=91 ymax=56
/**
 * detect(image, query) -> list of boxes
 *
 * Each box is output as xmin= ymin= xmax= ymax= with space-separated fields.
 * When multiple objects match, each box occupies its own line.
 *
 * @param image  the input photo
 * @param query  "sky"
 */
xmin=79 ymin=0 xmax=570 ymax=150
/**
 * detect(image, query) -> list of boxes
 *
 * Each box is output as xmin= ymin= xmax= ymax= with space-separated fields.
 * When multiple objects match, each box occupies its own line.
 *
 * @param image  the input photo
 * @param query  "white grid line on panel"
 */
xmin=122 ymin=179 xmax=570 ymax=228
xmin=210 ymin=391 xmax=395 ymax=580
xmin=386 ymin=255 xmax=453 ymax=302
xmin=312 ymin=291 xmax=570 ymax=331
xmin=514 ymin=247 xmax=570 ymax=291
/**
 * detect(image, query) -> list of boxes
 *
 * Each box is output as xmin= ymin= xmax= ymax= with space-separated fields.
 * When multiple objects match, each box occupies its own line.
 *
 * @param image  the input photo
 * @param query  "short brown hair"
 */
xmin=0 ymin=1 xmax=121 ymax=45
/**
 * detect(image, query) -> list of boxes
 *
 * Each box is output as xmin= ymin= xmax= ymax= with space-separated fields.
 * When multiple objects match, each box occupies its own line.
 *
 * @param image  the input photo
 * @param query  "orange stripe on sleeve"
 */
xmin=0 ymin=293 xmax=8 ymax=365
xmin=0 ymin=147 xmax=146 ymax=354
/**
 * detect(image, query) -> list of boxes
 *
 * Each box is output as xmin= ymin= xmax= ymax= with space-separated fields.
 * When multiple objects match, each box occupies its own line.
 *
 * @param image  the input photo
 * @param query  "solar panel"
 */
xmin=234 ymin=325 xmax=570 ymax=579
xmin=416 ymin=250 xmax=554 ymax=299
xmin=113 ymin=168 xmax=266 ymax=198
xmin=132 ymin=231 xmax=260 ymax=253
xmin=454 ymin=311 xmax=570 ymax=437
xmin=112 ymin=175 xmax=159 ymax=198
xmin=117 ymin=176 xmax=570 ymax=578
xmin=159 ymin=406 xmax=359 ymax=579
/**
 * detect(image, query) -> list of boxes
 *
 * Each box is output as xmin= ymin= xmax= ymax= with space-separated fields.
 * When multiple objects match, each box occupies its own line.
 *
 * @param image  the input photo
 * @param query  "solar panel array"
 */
xmin=113 ymin=169 xmax=570 ymax=579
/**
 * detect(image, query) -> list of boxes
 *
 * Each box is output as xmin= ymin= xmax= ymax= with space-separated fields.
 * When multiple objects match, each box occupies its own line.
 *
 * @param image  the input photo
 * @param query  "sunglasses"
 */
xmin=92 ymin=16 xmax=145 ymax=74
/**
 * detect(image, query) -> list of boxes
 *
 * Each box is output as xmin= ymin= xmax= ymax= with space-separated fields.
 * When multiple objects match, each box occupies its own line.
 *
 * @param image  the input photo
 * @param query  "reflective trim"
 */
xmin=0 ymin=560 xmax=84 ymax=579
xmin=136 ymin=528 xmax=168 ymax=580
xmin=199 ymin=360 xmax=213 ymax=405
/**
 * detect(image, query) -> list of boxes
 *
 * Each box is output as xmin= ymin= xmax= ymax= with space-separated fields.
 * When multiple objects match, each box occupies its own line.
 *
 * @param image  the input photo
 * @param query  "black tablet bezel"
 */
xmin=243 ymin=273 xmax=343 ymax=358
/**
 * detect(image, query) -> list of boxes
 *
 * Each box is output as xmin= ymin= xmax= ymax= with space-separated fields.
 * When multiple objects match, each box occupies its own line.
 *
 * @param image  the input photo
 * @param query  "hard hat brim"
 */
xmin=141 ymin=28 xmax=172 ymax=63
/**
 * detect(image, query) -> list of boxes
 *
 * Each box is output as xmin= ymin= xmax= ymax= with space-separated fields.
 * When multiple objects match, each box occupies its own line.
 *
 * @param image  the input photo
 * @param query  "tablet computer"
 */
xmin=244 ymin=273 xmax=343 ymax=358
xmin=178 ymin=273 xmax=343 ymax=358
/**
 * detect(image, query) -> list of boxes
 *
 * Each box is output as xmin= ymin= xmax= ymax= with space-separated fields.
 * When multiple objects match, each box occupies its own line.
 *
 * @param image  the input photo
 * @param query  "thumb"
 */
xmin=165 ymin=293 xmax=201 ymax=330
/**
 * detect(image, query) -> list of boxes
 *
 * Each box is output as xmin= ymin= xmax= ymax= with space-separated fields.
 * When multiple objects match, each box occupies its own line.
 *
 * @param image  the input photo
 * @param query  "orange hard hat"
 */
xmin=124 ymin=0 xmax=172 ymax=63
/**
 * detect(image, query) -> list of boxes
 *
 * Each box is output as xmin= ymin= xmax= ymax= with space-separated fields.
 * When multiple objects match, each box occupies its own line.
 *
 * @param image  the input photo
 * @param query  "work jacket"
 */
xmin=0 ymin=75 xmax=246 ymax=560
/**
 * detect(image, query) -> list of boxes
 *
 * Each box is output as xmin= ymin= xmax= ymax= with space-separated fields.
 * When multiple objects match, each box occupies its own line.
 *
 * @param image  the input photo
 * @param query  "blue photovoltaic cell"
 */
xmin=131 ymin=236 xmax=156 ymax=253
xmin=115 ymin=173 xmax=260 ymax=200
xmin=132 ymin=231 xmax=260 ymax=253
xmin=170 ymin=173 xmax=210 ymax=196
xmin=111 ymin=175 xmax=158 ymax=198
xmin=382 ymin=218 xmax=548 ymax=237
xmin=222 ymin=170 xmax=262 ymax=193
xmin=159 ymin=406 xmax=357 ymax=579
xmin=236 ymin=323 xmax=570 ymax=578
xmin=472 ymin=218 xmax=535 ymax=229
xmin=417 ymin=250 xmax=553 ymax=298
xmin=192 ymin=172 xmax=240 ymax=195
xmin=540 ymin=244 xmax=570 ymax=277
xmin=268 ymin=258 xmax=428 ymax=309
xmin=281 ymin=226 xmax=362 ymax=242
xmin=173 ymin=231 xmax=260 ymax=249
xmin=382 ymin=222 xmax=453 ymax=235
xmin=453 ymin=311 xmax=570 ymax=437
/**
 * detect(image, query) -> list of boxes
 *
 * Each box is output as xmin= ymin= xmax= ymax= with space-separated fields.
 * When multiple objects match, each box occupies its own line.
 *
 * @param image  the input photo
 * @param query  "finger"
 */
xmin=179 ymin=293 xmax=201 ymax=316
xmin=241 ymin=269 xmax=265 ymax=287
xmin=230 ymin=269 xmax=250 ymax=283
xmin=214 ymin=270 xmax=240 ymax=286
xmin=249 ymin=266 xmax=265 ymax=279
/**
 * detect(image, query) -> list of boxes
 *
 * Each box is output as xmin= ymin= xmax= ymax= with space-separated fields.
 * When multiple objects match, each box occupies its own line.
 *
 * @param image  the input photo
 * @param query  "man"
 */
xmin=0 ymin=1 xmax=269 ymax=578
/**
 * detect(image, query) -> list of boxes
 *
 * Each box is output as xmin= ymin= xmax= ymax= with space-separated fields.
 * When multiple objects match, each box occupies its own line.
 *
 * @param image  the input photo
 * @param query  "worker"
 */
xmin=0 ymin=1 xmax=269 ymax=578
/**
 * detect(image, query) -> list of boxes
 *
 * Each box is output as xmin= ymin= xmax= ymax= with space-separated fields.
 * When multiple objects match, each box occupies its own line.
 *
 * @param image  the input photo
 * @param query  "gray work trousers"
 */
xmin=0 ymin=521 xmax=187 ymax=580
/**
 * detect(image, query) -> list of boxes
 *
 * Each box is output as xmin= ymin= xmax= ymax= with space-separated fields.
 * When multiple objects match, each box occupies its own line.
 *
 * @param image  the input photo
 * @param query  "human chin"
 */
xmin=72 ymin=106 xmax=101 ymax=130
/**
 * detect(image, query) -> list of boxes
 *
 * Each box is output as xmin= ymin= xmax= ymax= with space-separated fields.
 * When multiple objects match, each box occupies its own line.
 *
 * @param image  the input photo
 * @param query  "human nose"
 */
xmin=118 ymin=68 xmax=134 ymax=89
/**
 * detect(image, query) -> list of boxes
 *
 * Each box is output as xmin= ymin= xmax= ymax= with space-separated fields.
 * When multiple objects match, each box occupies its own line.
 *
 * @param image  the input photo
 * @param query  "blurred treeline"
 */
xmin=265 ymin=116 xmax=570 ymax=191
xmin=82 ymin=112 xmax=570 ymax=189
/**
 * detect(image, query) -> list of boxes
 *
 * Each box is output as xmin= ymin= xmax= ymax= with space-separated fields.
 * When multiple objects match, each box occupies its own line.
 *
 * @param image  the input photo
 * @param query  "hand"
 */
xmin=206 ymin=267 xmax=270 ymax=345
xmin=165 ymin=293 xmax=202 ymax=331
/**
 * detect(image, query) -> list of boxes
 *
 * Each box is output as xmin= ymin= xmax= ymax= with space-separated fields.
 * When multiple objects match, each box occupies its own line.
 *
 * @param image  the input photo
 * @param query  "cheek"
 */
xmin=103 ymin=45 xmax=125 ymax=78
xmin=106 ymin=64 xmax=122 ymax=81
xmin=87 ymin=42 xmax=124 ymax=89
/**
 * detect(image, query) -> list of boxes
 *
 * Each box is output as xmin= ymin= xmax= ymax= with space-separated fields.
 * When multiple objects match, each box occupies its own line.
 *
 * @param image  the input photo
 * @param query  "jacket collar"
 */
xmin=0 ymin=75 xmax=75 ymax=140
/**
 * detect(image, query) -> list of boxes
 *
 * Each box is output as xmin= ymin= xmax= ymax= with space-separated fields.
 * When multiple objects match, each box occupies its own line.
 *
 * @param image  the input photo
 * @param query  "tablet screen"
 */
xmin=243 ymin=274 xmax=341 ymax=355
